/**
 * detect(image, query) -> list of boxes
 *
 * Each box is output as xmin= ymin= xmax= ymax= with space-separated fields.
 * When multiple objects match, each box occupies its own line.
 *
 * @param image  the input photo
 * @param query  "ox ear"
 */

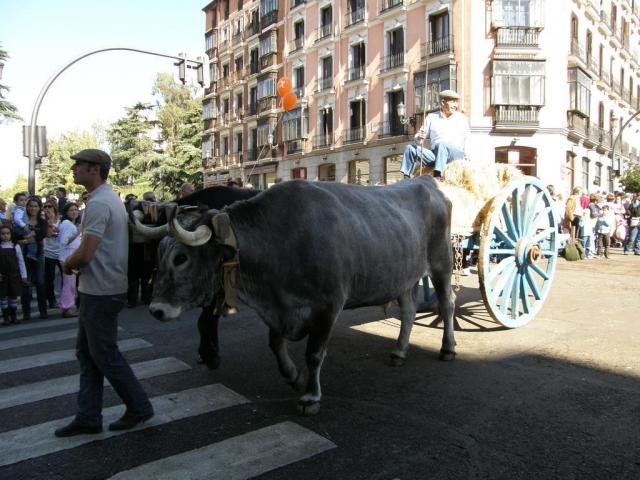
xmin=211 ymin=212 xmax=237 ymax=250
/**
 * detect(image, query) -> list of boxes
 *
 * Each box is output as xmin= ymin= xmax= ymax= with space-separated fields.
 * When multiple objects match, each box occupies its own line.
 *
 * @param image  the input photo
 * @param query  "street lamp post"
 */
xmin=611 ymin=108 xmax=640 ymax=183
xmin=27 ymin=47 xmax=205 ymax=194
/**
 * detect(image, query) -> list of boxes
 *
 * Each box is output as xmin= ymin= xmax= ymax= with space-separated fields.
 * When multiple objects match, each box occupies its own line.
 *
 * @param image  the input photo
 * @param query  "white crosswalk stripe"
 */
xmin=0 ymin=317 xmax=78 ymax=335
xmin=109 ymin=421 xmax=336 ymax=480
xmin=0 ymin=338 xmax=152 ymax=374
xmin=0 ymin=317 xmax=336 ymax=478
xmin=0 ymin=326 xmax=121 ymax=351
xmin=0 ymin=357 xmax=191 ymax=410
xmin=0 ymin=384 xmax=249 ymax=467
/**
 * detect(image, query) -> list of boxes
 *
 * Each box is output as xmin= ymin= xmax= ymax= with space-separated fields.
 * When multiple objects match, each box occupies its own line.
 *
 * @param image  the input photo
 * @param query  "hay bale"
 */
xmin=439 ymin=161 xmax=523 ymax=234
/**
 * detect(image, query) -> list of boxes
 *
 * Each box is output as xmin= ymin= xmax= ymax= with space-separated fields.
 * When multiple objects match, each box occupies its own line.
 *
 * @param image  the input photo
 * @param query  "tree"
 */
xmin=620 ymin=165 xmax=640 ymax=193
xmin=107 ymin=102 xmax=156 ymax=187
xmin=0 ymin=44 xmax=22 ymax=122
xmin=0 ymin=174 xmax=28 ymax=201
xmin=37 ymin=127 xmax=103 ymax=195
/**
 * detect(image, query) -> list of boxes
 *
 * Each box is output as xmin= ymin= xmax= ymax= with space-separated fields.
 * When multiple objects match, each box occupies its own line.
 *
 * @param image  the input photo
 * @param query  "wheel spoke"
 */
xmin=493 ymin=227 xmax=516 ymax=249
xmin=520 ymin=185 xmax=534 ymax=236
xmin=510 ymin=271 xmax=520 ymax=319
xmin=526 ymin=204 xmax=551 ymax=237
xmin=524 ymin=268 xmax=542 ymax=300
xmin=523 ymin=190 xmax=544 ymax=233
xmin=499 ymin=267 xmax=518 ymax=316
xmin=501 ymin=203 xmax=518 ymax=242
xmin=520 ymin=272 xmax=530 ymax=314
xmin=530 ymin=263 xmax=549 ymax=280
xmin=487 ymin=256 xmax=516 ymax=283
xmin=530 ymin=227 xmax=555 ymax=245
xmin=512 ymin=188 xmax=522 ymax=237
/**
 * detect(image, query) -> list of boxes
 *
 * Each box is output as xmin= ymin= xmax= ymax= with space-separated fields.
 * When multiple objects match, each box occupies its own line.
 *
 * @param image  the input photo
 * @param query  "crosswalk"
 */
xmin=0 ymin=314 xmax=336 ymax=478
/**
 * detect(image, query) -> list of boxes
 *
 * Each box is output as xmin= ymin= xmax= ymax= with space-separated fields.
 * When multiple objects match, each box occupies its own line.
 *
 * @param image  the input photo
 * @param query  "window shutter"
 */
xmin=492 ymin=0 xmax=504 ymax=28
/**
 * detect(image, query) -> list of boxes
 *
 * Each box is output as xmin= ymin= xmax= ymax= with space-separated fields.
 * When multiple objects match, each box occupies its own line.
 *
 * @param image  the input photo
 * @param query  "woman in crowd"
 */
xmin=57 ymin=202 xmax=81 ymax=317
xmin=19 ymin=196 xmax=49 ymax=320
xmin=43 ymin=201 xmax=61 ymax=309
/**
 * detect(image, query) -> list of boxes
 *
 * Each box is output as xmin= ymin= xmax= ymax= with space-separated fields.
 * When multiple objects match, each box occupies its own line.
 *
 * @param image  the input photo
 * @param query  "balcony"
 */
xmin=249 ymin=61 xmax=259 ymax=75
xmin=290 ymin=0 xmax=306 ymax=10
xmin=344 ymin=126 xmax=366 ymax=144
xmin=248 ymin=19 xmax=260 ymax=38
xmin=313 ymin=132 xmax=334 ymax=149
xmin=292 ymin=86 xmax=305 ymax=98
xmin=346 ymin=65 xmax=366 ymax=82
xmin=247 ymin=102 xmax=257 ymax=116
xmin=261 ymin=10 xmax=278 ymax=30
xmin=380 ymin=0 xmax=403 ymax=14
xmin=493 ymin=105 xmax=540 ymax=130
xmin=231 ymin=109 xmax=244 ymax=123
xmin=245 ymin=148 xmax=259 ymax=162
xmin=344 ymin=7 xmax=365 ymax=28
xmin=285 ymin=139 xmax=305 ymax=154
xmin=316 ymin=77 xmax=333 ymax=92
xmin=205 ymin=31 xmax=217 ymax=53
xmin=569 ymin=38 xmax=586 ymax=67
xmin=381 ymin=52 xmax=404 ymax=72
xmin=290 ymin=37 xmax=304 ymax=53
xmin=260 ymin=53 xmax=276 ymax=70
xmin=495 ymin=27 xmax=539 ymax=48
xmin=598 ymin=10 xmax=612 ymax=35
xmin=258 ymin=96 xmax=277 ymax=113
xmin=229 ymin=152 xmax=243 ymax=166
xmin=379 ymin=121 xmax=407 ymax=138
xmin=232 ymin=32 xmax=243 ymax=47
xmin=315 ymin=24 xmax=333 ymax=43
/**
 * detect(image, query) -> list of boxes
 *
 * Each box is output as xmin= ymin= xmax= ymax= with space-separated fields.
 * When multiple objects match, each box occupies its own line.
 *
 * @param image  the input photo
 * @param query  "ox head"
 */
xmin=131 ymin=204 xmax=235 ymax=321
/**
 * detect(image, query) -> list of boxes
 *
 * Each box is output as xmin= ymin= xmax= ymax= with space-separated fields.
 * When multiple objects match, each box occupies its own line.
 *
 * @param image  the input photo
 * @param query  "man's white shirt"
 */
xmin=414 ymin=110 xmax=470 ymax=154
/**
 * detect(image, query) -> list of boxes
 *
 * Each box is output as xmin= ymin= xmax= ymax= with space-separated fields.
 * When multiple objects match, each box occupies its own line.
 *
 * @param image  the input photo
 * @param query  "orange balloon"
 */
xmin=277 ymin=77 xmax=292 ymax=97
xmin=282 ymin=91 xmax=298 ymax=111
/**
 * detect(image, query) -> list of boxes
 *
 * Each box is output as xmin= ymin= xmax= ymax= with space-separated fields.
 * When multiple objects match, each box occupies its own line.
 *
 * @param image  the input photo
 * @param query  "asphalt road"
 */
xmin=0 ymin=249 xmax=639 ymax=479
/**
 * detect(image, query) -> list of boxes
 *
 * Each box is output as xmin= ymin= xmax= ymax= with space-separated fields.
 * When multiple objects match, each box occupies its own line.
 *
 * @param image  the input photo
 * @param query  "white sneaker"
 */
xmin=460 ymin=267 xmax=471 ymax=276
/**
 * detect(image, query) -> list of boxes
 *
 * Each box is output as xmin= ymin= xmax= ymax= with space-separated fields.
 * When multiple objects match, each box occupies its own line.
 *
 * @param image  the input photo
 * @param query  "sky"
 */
xmin=0 ymin=0 xmax=207 ymax=189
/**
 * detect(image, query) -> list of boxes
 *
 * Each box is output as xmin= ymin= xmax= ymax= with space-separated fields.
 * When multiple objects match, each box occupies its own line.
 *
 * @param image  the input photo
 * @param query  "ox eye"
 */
xmin=174 ymin=253 xmax=188 ymax=267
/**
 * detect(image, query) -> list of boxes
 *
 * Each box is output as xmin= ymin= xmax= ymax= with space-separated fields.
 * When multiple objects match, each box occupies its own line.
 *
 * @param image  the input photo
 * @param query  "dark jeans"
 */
xmin=44 ymin=256 xmax=61 ymax=307
xmin=127 ymin=243 xmax=154 ymax=306
xmin=75 ymin=292 xmax=153 ymax=425
xmin=21 ymin=254 xmax=46 ymax=318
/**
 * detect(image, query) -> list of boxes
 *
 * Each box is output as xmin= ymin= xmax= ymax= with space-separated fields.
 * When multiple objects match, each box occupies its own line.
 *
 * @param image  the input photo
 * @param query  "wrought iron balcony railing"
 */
xmin=381 ymin=52 xmax=404 ymax=72
xmin=380 ymin=0 xmax=403 ymax=14
xmin=495 ymin=27 xmax=539 ymax=47
xmin=494 ymin=105 xmax=540 ymax=127
xmin=344 ymin=7 xmax=365 ymax=28
xmin=347 ymin=65 xmax=366 ymax=82
xmin=291 ymin=37 xmax=304 ymax=52
xmin=379 ymin=121 xmax=407 ymax=137
xmin=313 ymin=132 xmax=334 ymax=149
xmin=317 ymin=77 xmax=333 ymax=92
xmin=315 ymin=24 xmax=333 ymax=42
xmin=344 ymin=126 xmax=366 ymax=143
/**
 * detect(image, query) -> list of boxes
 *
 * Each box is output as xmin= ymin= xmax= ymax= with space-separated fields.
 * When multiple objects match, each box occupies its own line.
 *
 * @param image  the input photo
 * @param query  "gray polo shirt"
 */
xmin=78 ymin=183 xmax=128 ymax=295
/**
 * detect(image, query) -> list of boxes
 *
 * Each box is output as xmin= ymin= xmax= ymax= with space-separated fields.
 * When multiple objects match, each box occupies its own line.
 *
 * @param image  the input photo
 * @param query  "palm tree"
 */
xmin=0 ymin=44 xmax=22 ymax=122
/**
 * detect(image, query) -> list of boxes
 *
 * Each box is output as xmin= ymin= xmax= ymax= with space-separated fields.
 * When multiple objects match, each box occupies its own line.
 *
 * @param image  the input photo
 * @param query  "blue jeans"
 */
xmin=624 ymin=225 xmax=640 ymax=254
xmin=21 ymin=254 xmax=46 ymax=318
xmin=75 ymin=292 xmax=153 ymax=425
xmin=400 ymin=142 xmax=465 ymax=176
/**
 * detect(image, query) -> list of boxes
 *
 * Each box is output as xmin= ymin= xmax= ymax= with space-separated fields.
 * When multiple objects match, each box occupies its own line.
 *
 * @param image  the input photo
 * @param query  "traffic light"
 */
xmin=178 ymin=59 xmax=186 ymax=84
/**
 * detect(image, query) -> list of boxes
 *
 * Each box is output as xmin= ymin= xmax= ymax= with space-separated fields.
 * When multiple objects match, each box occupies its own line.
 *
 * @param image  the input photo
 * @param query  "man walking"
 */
xmin=400 ymin=89 xmax=470 ymax=178
xmin=54 ymin=149 xmax=153 ymax=437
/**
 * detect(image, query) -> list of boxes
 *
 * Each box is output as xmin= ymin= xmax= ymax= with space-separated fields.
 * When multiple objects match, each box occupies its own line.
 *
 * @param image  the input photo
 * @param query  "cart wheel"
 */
xmin=478 ymin=177 xmax=558 ymax=328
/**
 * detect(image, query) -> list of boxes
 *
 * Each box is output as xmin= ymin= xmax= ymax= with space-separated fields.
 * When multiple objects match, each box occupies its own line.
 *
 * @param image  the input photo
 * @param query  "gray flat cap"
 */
xmin=70 ymin=149 xmax=112 ymax=167
xmin=439 ymin=90 xmax=460 ymax=100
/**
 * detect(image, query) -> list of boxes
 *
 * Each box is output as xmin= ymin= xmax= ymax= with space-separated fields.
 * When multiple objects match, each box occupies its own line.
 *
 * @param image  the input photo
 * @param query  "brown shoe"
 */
xmin=62 ymin=309 xmax=78 ymax=318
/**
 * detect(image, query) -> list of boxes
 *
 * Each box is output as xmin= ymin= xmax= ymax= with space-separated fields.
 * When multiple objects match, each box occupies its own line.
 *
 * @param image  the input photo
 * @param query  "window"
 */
xmin=594 ymin=162 xmax=602 ymax=187
xmin=564 ymin=151 xmax=575 ymax=192
xmin=257 ymin=121 xmax=275 ymax=146
xmin=495 ymin=146 xmax=537 ymax=176
xmin=203 ymin=102 xmax=216 ymax=120
xmin=568 ymin=68 xmax=591 ymax=116
xmin=283 ymin=108 xmax=308 ymax=141
xmin=221 ymin=136 xmax=229 ymax=155
xmin=415 ymin=65 xmax=457 ymax=113
xmin=259 ymin=0 xmax=277 ymax=16
xmin=292 ymin=167 xmax=307 ymax=179
xmin=492 ymin=60 xmax=545 ymax=105
xmin=348 ymin=159 xmax=370 ymax=185
xmin=257 ymin=76 xmax=276 ymax=99
xmin=318 ymin=164 xmax=336 ymax=182
xmin=384 ymin=155 xmax=404 ymax=184
xmin=259 ymin=34 xmax=276 ymax=57
xmin=234 ymin=132 xmax=243 ymax=153
xmin=581 ymin=157 xmax=589 ymax=190
xmin=293 ymin=66 xmax=304 ymax=95
xmin=429 ymin=11 xmax=450 ymax=55
xmin=492 ymin=0 xmax=543 ymax=27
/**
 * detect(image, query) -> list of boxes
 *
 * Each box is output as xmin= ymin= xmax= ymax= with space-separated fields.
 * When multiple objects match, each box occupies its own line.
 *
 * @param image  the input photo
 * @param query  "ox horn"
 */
xmin=168 ymin=205 xmax=213 ymax=247
xmin=131 ymin=211 xmax=169 ymax=240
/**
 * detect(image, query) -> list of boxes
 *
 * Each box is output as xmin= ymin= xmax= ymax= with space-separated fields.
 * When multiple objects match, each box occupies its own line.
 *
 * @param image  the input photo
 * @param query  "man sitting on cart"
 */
xmin=400 ymin=89 xmax=470 ymax=179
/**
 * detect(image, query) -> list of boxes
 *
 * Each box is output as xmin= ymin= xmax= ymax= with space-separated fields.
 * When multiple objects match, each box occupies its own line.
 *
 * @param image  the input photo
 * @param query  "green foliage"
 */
xmin=0 ymin=44 xmax=22 ymax=122
xmin=620 ymin=165 xmax=640 ymax=193
xmin=0 ymin=174 xmax=28 ymax=201
xmin=37 ymin=127 xmax=102 ymax=196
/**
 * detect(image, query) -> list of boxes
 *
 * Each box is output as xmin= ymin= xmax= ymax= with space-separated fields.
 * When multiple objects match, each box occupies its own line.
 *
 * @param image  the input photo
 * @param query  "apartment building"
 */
xmin=201 ymin=0 xmax=640 ymax=195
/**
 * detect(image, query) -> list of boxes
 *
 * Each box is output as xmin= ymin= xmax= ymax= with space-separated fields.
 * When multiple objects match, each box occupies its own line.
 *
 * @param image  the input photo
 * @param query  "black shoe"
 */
xmin=108 ymin=411 xmax=154 ymax=431
xmin=54 ymin=420 xmax=102 ymax=437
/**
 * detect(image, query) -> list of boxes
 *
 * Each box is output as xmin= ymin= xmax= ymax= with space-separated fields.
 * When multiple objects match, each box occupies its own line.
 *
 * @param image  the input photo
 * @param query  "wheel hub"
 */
xmin=515 ymin=238 xmax=541 ymax=267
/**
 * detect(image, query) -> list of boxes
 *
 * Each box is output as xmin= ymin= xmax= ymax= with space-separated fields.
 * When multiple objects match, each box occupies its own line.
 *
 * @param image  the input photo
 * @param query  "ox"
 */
xmin=129 ymin=186 xmax=259 ymax=369
xmin=139 ymin=177 xmax=456 ymax=415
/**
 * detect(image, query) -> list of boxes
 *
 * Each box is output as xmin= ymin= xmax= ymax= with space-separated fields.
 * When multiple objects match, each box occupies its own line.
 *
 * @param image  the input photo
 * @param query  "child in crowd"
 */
xmin=596 ymin=204 xmax=615 ymax=258
xmin=0 ymin=225 xmax=28 ymax=325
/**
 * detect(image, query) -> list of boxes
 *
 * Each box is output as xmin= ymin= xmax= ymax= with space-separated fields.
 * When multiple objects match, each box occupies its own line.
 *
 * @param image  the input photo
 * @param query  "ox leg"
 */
xmin=430 ymin=263 xmax=456 ymax=361
xmin=390 ymin=288 xmax=417 ymax=367
xmin=268 ymin=329 xmax=304 ymax=390
xmin=197 ymin=303 xmax=220 ymax=369
xmin=297 ymin=316 xmax=336 ymax=417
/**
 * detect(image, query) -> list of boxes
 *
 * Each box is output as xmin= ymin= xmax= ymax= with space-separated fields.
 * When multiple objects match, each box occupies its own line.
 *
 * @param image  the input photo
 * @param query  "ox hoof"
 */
xmin=389 ymin=353 xmax=405 ymax=367
xmin=296 ymin=401 xmax=321 ymax=416
xmin=439 ymin=350 xmax=456 ymax=361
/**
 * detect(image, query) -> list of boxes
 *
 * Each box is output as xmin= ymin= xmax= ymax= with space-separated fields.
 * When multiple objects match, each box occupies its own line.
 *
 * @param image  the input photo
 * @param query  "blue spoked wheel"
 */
xmin=478 ymin=177 xmax=558 ymax=328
